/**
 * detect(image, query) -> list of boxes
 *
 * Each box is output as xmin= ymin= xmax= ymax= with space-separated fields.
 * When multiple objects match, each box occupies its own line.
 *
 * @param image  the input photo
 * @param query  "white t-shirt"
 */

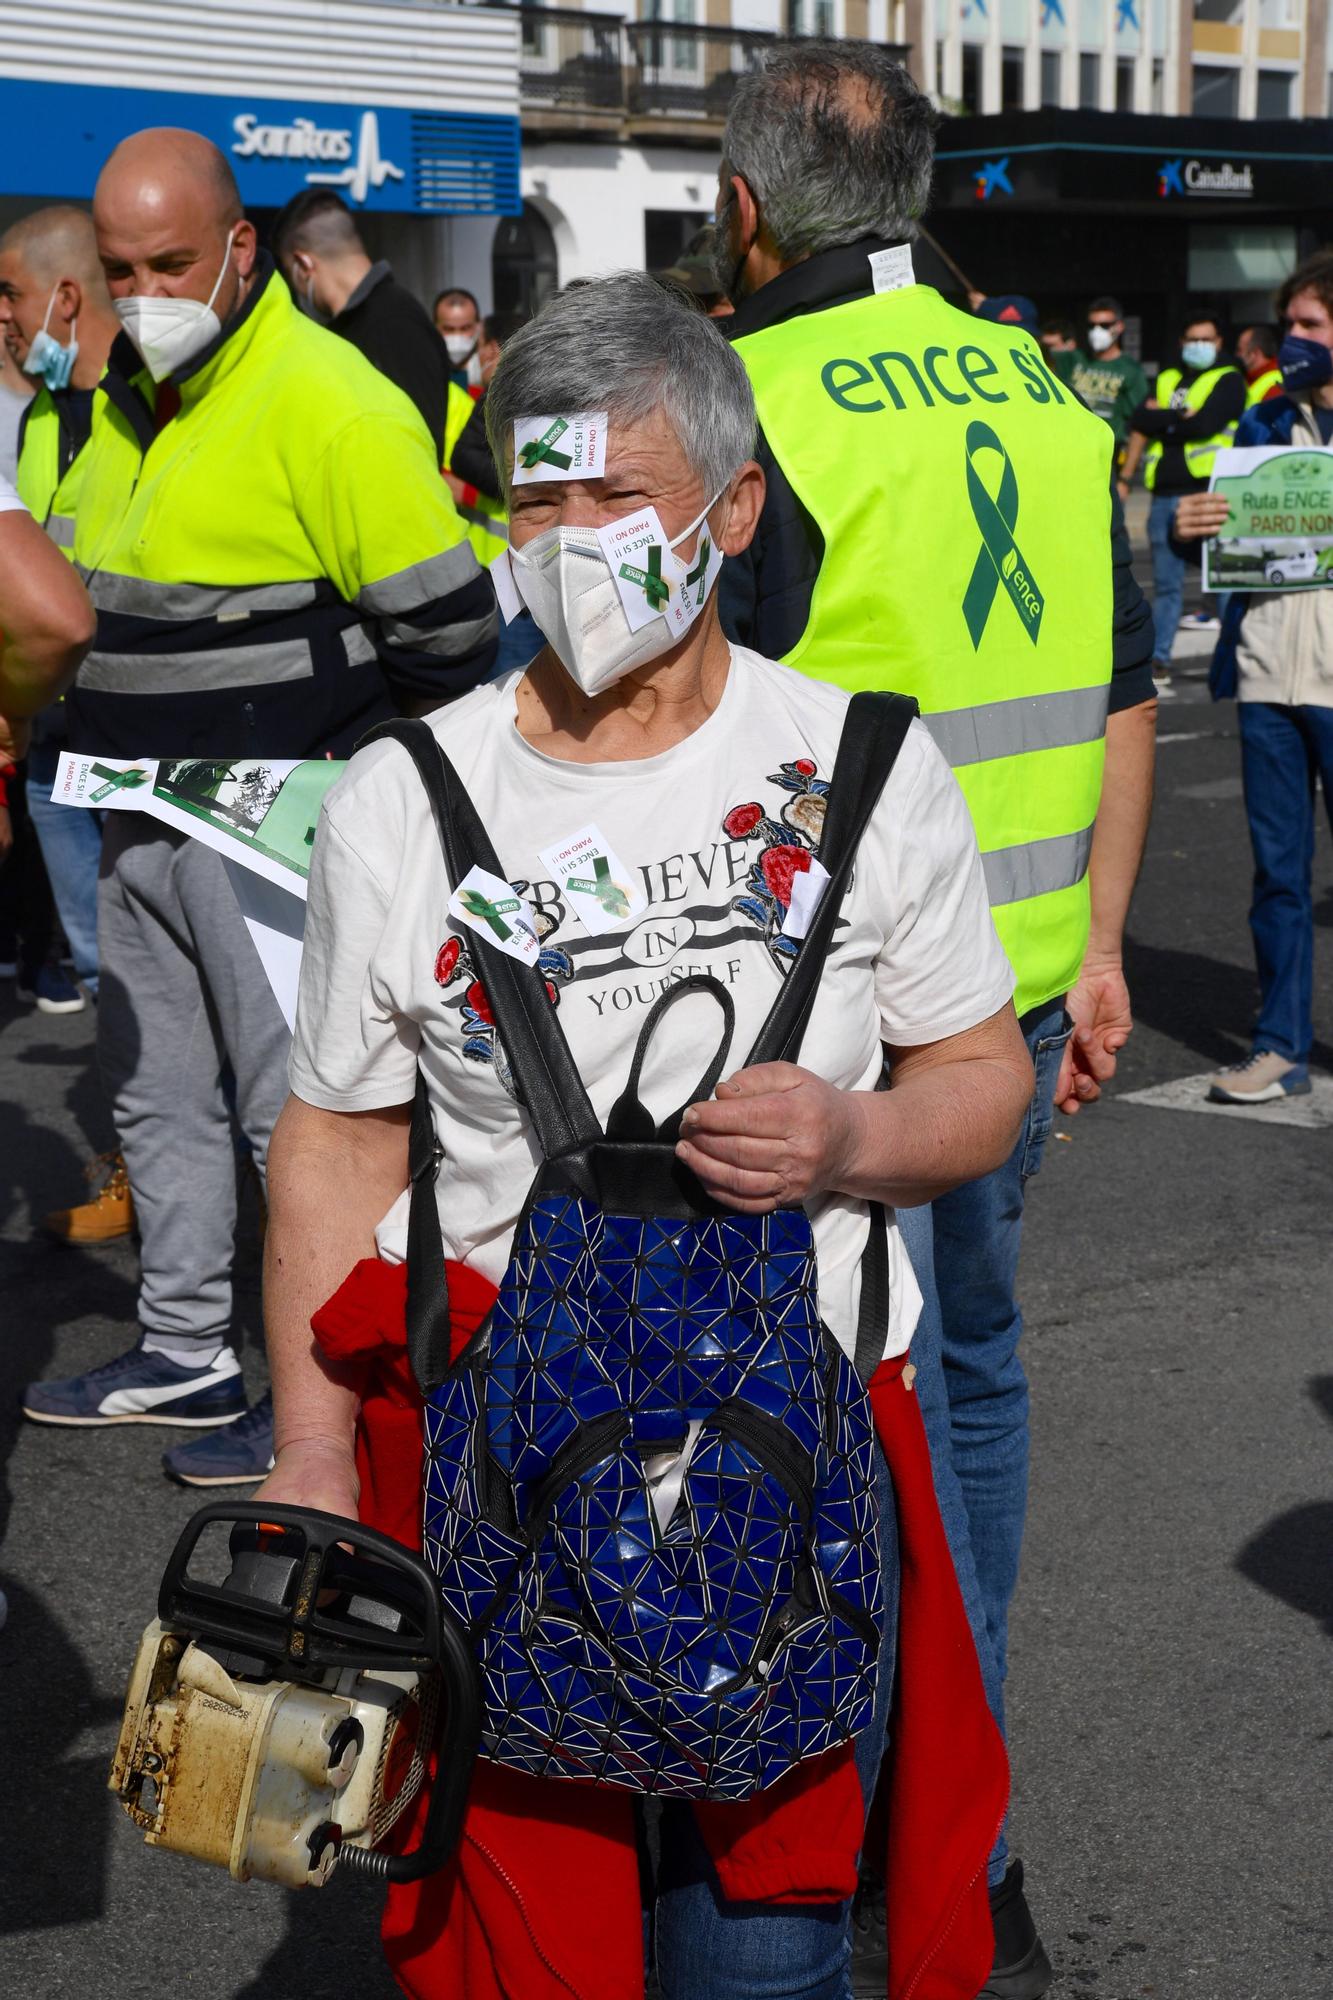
xmin=290 ymin=647 xmax=1014 ymax=1367
xmin=0 ymin=467 xmax=27 ymax=514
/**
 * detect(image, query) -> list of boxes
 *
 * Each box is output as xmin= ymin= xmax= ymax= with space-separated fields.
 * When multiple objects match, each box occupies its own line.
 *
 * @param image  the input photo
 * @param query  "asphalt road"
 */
xmin=1 ymin=664 xmax=1330 ymax=1998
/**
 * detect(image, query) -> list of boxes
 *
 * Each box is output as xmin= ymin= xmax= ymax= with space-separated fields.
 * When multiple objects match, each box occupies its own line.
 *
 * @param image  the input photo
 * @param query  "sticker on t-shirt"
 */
xmin=489 ymin=546 xmax=524 ymax=625
xmin=868 ymin=245 xmax=914 ymax=295
xmin=447 ymin=865 xmax=540 ymax=963
xmin=780 ymin=856 xmax=832 ymax=940
xmin=538 ymin=823 xmax=648 ymax=936
xmin=511 ymin=412 xmax=607 ymax=485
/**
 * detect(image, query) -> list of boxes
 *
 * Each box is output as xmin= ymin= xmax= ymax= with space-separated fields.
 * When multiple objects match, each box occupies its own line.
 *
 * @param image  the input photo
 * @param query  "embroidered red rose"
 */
xmin=793 ymin=759 xmax=817 ymax=778
xmin=723 ymin=801 xmax=765 ymax=839
xmin=464 ymin=980 xmax=494 ymax=1025
xmin=760 ymin=843 xmax=812 ymax=908
xmin=544 ymin=980 xmax=559 ymax=1007
xmin=434 ymin=937 xmax=461 ymax=986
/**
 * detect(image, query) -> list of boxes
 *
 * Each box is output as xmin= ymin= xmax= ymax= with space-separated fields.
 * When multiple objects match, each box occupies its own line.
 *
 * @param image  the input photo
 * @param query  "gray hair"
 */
xmin=485 ymin=271 xmax=756 ymax=500
xmin=721 ymin=40 xmax=937 ymax=264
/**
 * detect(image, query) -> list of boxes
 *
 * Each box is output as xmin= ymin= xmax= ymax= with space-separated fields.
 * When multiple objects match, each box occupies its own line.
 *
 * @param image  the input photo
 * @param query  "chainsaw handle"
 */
xmin=381 ymin=1596 xmax=483 ymax=1884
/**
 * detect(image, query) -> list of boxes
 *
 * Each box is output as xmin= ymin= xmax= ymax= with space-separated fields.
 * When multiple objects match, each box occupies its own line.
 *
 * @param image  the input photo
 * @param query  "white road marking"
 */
xmin=1120 ymin=1071 xmax=1333 ymax=1129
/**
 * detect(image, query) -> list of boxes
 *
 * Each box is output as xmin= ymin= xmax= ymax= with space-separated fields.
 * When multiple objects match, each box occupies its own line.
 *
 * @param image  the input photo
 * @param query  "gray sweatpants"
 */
xmin=98 ymin=817 xmax=291 ymax=1344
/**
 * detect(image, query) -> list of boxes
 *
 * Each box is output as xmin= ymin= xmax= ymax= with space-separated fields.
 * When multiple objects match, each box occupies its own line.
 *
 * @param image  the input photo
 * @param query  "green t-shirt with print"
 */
xmin=1065 ymin=350 xmax=1149 ymax=448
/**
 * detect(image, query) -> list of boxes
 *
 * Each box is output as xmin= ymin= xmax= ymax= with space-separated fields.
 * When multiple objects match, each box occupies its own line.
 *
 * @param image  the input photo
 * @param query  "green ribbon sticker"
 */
xmin=90 ymin=763 xmax=150 ymax=804
xmin=518 ymin=417 xmax=573 ymax=472
xmin=685 ymin=536 xmax=711 ymax=608
xmin=567 ymin=853 xmax=632 ymax=921
xmin=962 ymin=422 xmax=1044 ymax=650
xmin=458 ymin=887 xmax=523 ymax=940
xmin=618 ymin=543 xmax=669 ymax=610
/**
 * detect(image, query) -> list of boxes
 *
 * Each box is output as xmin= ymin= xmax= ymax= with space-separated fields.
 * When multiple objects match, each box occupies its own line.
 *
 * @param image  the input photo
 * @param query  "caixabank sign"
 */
xmin=0 ymin=78 xmax=520 ymax=216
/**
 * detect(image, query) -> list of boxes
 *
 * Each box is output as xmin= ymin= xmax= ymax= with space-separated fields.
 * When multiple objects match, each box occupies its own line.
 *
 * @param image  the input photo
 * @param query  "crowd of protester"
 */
xmin=0 ymin=35 xmax=1327 ymax=2000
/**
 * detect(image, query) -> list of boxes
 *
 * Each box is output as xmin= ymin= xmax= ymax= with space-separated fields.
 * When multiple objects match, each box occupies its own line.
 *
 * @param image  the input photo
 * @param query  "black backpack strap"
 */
xmin=746 ymin=690 xmax=918 ymax=1069
xmin=363 ymin=720 xmax=602 ymax=1162
xmin=405 ymin=1073 xmax=452 ymax=1394
xmin=605 ymin=974 xmax=736 ymax=1141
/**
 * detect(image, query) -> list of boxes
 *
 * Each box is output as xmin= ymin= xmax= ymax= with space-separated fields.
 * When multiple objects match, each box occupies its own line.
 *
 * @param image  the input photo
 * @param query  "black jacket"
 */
xmin=333 ymin=261 xmax=452 ymax=463
xmin=720 ymin=239 xmax=1156 ymax=715
xmin=1128 ymin=364 xmax=1246 ymax=496
xmin=450 ymin=386 xmax=503 ymax=502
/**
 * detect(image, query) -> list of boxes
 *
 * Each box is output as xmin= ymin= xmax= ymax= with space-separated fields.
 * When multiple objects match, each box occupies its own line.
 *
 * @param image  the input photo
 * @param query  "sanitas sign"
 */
xmin=1158 ymin=158 xmax=1254 ymax=199
xmin=231 ymin=108 xmax=404 ymax=205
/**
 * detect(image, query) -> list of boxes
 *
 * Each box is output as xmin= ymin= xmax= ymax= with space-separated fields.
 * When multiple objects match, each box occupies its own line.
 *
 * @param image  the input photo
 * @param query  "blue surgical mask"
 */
xmin=1278 ymin=333 xmax=1333 ymax=394
xmin=1181 ymin=339 xmax=1218 ymax=373
xmin=22 ymin=286 xmax=78 ymax=393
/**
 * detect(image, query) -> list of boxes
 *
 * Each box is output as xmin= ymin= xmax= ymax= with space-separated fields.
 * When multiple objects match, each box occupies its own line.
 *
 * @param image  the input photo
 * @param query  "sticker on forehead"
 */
xmin=512 ymin=412 xmax=608 ymax=485
xmin=538 ymin=823 xmax=648 ymax=937
xmin=447 ymin=865 xmax=541 ymax=964
xmin=594 ymin=505 xmax=676 ymax=632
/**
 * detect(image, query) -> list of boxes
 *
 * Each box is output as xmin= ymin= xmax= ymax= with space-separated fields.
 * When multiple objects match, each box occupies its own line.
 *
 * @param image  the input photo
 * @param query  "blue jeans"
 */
xmin=899 ymin=1001 xmax=1071 ymax=1888
xmin=25 ymin=740 xmax=103 ymax=994
xmin=651 ymin=1445 xmax=899 ymax=1999
xmin=1148 ymin=492 xmax=1184 ymax=665
xmin=1237 ymin=699 xmax=1333 ymax=1064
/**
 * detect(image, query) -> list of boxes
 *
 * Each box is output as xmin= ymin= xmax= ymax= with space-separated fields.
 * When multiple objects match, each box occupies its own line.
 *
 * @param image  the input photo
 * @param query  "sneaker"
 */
xmin=1150 ymin=661 xmax=1177 ymax=699
xmin=979 ymin=1859 xmax=1053 ymax=1999
xmin=1207 ymin=1048 xmax=1311 ymax=1105
xmin=16 ymin=964 xmax=85 ymax=1014
xmin=848 ymin=1864 xmax=887 ymax=1996
xmin=163 ymin=1390 xmax=275 ymax=1486
xmin=22 ymin=1337 xmax=245 ymax=1428
xmin=1180 ymin=611 xmax=1220 ymax=631
xmin=42 ymin=1150 xmax=136 ymax=1243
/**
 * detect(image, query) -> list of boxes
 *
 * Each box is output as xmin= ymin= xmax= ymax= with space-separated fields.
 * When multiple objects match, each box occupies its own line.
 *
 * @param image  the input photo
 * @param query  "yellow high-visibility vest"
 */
xmin=1143 ymin=364 xmax=1240 ymax=488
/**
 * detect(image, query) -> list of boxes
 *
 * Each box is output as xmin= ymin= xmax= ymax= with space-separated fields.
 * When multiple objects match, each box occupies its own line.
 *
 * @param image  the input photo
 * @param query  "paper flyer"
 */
xmin=1203 ymin=443 xmax=1333 ymax=593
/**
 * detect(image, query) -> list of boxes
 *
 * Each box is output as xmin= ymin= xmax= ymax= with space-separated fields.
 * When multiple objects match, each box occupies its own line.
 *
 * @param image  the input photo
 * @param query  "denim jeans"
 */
xmin=651 ymin=1444 xmax=899 ymax=1999
xmin=1237 ymin=698 xmax=1333 ymax=1063
xmin=25 ymin=740 xmax=103 ymax=994
xmin=899 ymin=1000 xmax=1071 ymax=1888
xmin=1147 ymin=492 xmax=1184 ymax=664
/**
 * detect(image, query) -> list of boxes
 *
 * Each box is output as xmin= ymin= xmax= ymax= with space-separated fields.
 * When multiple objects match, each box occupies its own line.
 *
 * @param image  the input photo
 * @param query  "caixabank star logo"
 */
xmin=1158 ymin=160 xmax=1185 ymax=198
xmin=974 ymin=158 xmax=1014 ymax=202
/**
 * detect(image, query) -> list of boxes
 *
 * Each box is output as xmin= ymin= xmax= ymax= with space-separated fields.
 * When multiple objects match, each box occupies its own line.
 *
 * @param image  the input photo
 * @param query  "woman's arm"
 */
xmin=256 ymin=1092 xmax=412 ymax=1518
xmin=676 ymin=1002 xmax=1032 ymax=1216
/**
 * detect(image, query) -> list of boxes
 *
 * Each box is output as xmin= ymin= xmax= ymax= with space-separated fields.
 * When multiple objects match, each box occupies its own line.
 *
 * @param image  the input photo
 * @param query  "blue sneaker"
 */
xmin=163 ymin=1390 xmax=275 ymax=1487
xmin=16 ymin=964 xmax=85 ymax=1014
xmin=22 ymin=1338 xmax=246 ymax=1427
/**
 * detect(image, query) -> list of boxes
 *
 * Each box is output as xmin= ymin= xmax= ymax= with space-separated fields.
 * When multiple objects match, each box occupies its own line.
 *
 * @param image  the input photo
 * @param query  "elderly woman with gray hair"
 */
xmin=260 ymin=271 xmax=1029 ymax=1999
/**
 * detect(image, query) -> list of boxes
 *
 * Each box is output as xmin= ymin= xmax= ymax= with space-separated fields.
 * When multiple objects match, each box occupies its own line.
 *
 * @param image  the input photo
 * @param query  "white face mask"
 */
xmin=1086 ymin=323 xmax=1116 ymax=355
xmin=509 ymin=490 xmax=725 ymax=698
xmin=443 ymin=331 xmax=478 ymax=366
xmin=115 ymin=226 xmax=237 ymax=383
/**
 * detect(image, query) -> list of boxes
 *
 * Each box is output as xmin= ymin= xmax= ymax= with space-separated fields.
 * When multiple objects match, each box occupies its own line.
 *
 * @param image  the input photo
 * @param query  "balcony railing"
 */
xmin=506 ymin=8 xmax=909 ymax=132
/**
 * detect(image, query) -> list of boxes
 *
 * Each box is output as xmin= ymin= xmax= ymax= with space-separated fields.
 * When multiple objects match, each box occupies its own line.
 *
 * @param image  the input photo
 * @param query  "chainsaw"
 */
xmin=109 ymin=1502 xmax=480 ymax=1889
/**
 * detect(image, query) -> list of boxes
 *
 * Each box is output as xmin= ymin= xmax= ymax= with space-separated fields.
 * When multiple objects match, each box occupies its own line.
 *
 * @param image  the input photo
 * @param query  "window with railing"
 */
xmin=1192 ymin=61 xmax=1240 ymax=114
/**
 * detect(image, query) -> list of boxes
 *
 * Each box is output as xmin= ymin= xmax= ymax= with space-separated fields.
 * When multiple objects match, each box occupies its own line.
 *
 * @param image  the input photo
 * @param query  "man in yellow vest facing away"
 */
xmin=1122 ymin=311 xmax=1244 ymax=692
xmin=714 ymin=43 xmax=1157 ymax=2000
xmin=21 ymin=129 xmax=497 ymax=1487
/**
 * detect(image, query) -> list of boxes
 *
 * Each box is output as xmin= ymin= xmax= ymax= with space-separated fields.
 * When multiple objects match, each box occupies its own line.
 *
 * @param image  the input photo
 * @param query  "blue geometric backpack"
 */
xmin=377 ymin=691 xmax=916 ymax=1800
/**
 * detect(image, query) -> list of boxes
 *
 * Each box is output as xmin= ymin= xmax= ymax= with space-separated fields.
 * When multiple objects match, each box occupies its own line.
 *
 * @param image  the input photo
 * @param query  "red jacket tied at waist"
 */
xmin=311 ymin=1257 xmax=1007 ymax=2000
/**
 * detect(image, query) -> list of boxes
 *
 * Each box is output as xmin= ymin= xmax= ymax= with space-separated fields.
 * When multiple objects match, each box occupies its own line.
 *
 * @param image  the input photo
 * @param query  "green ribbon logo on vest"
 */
xmin=619 ymin=543 xmax=670 ymax=610
xmin=962 ymin=422 xmax=1044 ymax=650
xmin=458 ymin=886 xmax=523 ymax=941
xmin=518 ymin=417 xmax=573 ymax=472
xmin=89 ymin=763 xmax=151 ymax=804
xmin=567 ymin=853 xmax=632 ymax=921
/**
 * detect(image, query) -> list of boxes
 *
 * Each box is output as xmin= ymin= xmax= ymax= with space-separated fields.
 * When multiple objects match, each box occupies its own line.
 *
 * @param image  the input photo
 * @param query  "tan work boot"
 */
xmin=1206 ymin=1049 xmax=1311 ymax=1105
xmin=42 ymin=1151 xmax=137 ymax=1243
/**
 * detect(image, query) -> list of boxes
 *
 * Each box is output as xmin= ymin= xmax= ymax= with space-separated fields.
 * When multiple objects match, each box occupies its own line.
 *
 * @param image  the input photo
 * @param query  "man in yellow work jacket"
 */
xmin=22 ymin=129 xmax=497 ymax=1486
xmin=714 ymin=44 xmax=1157 ymax=2000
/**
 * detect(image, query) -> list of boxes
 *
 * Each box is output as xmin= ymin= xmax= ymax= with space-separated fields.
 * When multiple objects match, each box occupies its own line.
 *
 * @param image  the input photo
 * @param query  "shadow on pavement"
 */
xmin=1234 ymin=1378 xmax=1333 ymax=1641
xmin=1122 ymin=937 xmax=1333 ymax=1072
xmin=231 ymin=1875 xmax=400 ymax=1998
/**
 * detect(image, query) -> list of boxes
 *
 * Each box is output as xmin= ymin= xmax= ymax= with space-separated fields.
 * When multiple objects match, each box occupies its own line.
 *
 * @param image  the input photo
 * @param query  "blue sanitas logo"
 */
xmin=1157 ymin=159 xmax=1184 ymax=198
xmin=974 ymin=158 xmax=1014 ymax=202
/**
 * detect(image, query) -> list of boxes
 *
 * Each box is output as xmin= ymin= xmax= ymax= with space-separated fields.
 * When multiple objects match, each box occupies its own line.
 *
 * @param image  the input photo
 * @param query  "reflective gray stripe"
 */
xmin=983 ymin=824 xmax=1094 ymax=907
xmin=380 ymin=609 xmax=498 ymax=658
xmin=342 ymin=624 xmax=378 ymax=668
xmin=925 ymin=685 xmax=1108 ymax=769
xmin=77 ymin=638 xmax=314 ymax=695
xmin=457 ymin=500 xmax=508 ymax=545
xmin=45 ymin=514 xmax=76 ymax=548
xmin=356 ymin=543 xmax=480 ymax=616
xmin=84 ymin=572 xmax=322 ymax=621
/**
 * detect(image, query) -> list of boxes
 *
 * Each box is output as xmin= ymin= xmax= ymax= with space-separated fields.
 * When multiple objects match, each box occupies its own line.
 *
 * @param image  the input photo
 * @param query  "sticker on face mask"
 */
xmin=489 ymin=546 xmax=524 ymax=625
xmin=448 ymin=866 xmax=541 ymax=963
xmin=595 ymin=506 xmax=677 ymax=632
xmin=868 ymin=245 xmax=915 ymax=296
xmin=512 ymin=412 xmax=608 ymax=485
xmin=538 ymin=823 xmax=647 ymax=937
xmin=780 ymin=857 xmax=832 ymax=941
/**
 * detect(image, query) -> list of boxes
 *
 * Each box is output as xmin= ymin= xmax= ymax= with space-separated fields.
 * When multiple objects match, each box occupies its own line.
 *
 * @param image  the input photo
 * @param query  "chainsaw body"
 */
xmin=109 ymin=1504 xmax=479 ymax=1890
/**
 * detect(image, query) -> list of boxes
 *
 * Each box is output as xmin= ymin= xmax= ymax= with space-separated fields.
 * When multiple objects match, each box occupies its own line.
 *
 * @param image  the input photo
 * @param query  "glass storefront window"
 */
xmin=1192 ymin=62 xmax=1240 ymax=115
xmin=1002 ymin=46 xmax=1025 ymax=110
xmin=1255 ymin=69 xmax=1294 ymax=119
xmin=1188 ymin=224 xmax=1298 ymax=295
